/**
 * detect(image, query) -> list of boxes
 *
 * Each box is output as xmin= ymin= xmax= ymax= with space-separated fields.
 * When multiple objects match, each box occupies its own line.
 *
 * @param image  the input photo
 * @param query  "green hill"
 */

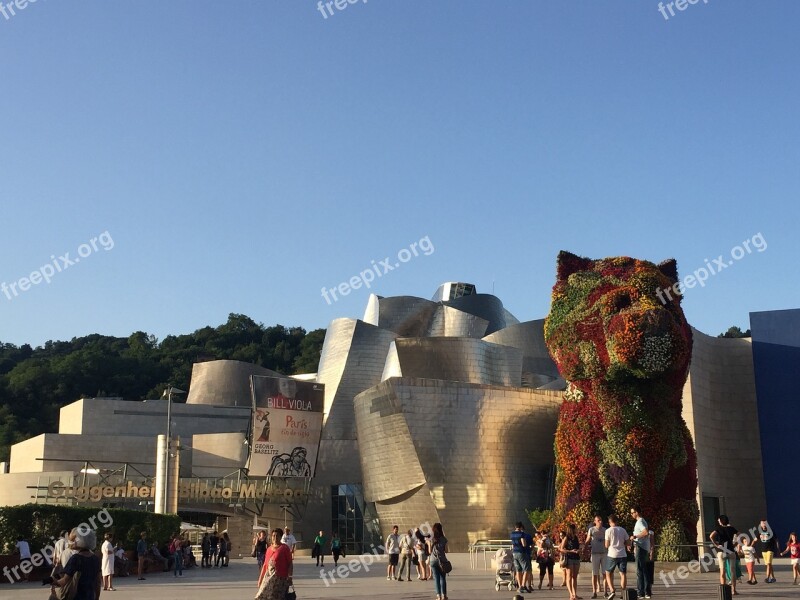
xmin=0 ymin=314 xmax=325 ymax=461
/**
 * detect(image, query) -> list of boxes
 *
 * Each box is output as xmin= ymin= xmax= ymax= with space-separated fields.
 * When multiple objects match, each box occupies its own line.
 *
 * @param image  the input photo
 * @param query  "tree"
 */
xmin=0 ymin=318 xmax=327 ymax=461
xmin=718 ymin=326 xmax=751 ymax=338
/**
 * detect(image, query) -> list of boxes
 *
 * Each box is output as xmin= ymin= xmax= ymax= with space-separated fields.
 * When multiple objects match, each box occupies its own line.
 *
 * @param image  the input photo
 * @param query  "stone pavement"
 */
xmin=5 ymin=554 xmax=800 ymax=599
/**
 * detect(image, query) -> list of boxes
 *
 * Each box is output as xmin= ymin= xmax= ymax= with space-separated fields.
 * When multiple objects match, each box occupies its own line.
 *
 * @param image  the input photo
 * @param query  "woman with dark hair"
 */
xmin=426 ymin=523 xmax=449 ymax=600
xmin=558 ymin=523 xmax=582 ymax=600
xmin=256 ymin=528 xmax=293 ymax=600
xmin=415 ymin=527 xmax=430 ymax=580
xmin=54 ymin=528 xmax=102 ymax=600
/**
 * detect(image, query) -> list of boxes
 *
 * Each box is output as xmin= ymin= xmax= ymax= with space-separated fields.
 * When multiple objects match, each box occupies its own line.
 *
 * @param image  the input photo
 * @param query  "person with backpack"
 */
xmin=54 ymin=528 xmax=102 ymax=600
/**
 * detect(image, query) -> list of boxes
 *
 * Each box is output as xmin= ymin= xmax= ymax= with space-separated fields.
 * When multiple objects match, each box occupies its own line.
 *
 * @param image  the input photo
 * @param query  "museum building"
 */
xmin=0 ymin=283 xmax=796 ymax=553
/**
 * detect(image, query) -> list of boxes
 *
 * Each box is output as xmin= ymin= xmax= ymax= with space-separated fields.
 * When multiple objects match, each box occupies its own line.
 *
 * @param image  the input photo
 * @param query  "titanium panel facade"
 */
xmin=355 ymin=378 xmax=563 ymax=550
xmin=483 ymin=320 xmax=561 ymax=386
xmin=304 ymin=318 xmax=399 ymax=547
xmin=390 ymin=338 xmax=523 ymax=386
xmin=682 ymin=328 xmax=767 ymax=544
xmin=186 ymin=359 xmax=282 ymax=407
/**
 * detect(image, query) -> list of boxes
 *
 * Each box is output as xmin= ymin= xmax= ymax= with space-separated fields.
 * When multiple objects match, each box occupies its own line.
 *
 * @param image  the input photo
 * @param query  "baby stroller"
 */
xmin=494 ymin=547 xmax=516 ymax=591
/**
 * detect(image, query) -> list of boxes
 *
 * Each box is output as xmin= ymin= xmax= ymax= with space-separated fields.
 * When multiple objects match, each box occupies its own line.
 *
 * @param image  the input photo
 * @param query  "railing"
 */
xmin=468 ymin=539 xmax=512 ymax=569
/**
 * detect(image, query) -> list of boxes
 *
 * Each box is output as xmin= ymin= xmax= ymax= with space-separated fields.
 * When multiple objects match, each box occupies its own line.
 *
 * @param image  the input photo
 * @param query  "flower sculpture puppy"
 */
xmin=544 ymin=251 xmax=698 ymax=555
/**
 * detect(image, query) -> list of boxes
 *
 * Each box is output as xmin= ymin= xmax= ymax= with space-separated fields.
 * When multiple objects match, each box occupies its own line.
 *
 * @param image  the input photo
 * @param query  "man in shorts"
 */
xmin=386 ymin=525 xmax=401 ymax=580
xmin=510 ymin=521 xmax=532 ymax=592
xmin=604 ymin=514 xmax=629 ymax=600
xmin=756 ymin=520 xmax=778 ymax=583
xmin=586 ymin=515 xmax=608 ymax=599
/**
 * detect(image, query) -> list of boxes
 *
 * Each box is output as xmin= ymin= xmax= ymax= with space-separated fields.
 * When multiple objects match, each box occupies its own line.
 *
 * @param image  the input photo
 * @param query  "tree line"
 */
xmin=0 ymin=314 xmax=326 ymax=462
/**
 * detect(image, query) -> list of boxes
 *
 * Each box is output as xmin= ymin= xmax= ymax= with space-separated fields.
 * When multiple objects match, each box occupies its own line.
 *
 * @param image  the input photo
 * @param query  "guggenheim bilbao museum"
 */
xmin=0 ymin=276 xmax=797 ymax=553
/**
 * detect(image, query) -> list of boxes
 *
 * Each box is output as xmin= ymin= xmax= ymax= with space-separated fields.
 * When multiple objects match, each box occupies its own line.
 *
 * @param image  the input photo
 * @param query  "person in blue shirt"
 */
xmin=511 ymin=521 xmax=533 ymax=592
xmin=136 ymin=532 xmax=148 ymax=580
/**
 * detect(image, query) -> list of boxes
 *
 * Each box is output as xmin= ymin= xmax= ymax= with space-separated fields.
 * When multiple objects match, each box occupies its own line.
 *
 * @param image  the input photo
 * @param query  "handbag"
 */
xmin=51 ymin=571 xmax=80 ymax=600
xmin=285 ymin=584 xmax=297 ymax=600
xmin=440 ymin=559 xmax=453 ymax=574
xmin=559 ymin=553 xmax=567 ymax=568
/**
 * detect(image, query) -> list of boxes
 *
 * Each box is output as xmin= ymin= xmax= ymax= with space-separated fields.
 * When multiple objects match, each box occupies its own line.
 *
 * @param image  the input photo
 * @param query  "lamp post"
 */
xmin=161 ymin=386 xmax=186 ymax=513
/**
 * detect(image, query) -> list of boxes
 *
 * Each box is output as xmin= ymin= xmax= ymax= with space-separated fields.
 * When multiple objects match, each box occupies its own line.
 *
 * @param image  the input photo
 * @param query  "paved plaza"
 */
xmin=5 ymin=554 xmax=800 ymax=599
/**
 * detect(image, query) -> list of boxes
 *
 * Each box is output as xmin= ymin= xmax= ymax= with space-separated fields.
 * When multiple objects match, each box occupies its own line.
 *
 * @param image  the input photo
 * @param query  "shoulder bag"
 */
xmin=51 ymin=568 xmax=81 ymax=600
xmin=433 ymin=539 xmax=452 ymax=574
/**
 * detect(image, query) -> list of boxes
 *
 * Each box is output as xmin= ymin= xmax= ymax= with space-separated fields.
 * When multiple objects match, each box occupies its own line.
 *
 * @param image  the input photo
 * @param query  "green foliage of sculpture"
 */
xmin=543 ymin=251 xmax=699 ymax=548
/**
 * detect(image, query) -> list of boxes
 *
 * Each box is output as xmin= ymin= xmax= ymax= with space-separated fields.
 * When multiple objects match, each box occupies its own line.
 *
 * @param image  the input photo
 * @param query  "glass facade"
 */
xmin=331 ymin=484 xmax=382 ymax=554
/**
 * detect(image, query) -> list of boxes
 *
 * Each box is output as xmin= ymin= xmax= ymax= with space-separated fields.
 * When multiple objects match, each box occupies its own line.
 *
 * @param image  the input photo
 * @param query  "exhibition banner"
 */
xmin=249 ymin=376 xmax=324 ymax=477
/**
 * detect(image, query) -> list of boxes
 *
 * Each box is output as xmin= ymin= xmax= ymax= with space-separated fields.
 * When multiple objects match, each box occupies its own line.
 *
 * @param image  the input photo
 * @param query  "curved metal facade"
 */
xmin=389 ymin=337 xmax=523 ymax=386
xmin=354 ymin=378 xmax=563 ymax=550
xmin=483 ymin=320 xmax=561 ymax=386
xmin=186 ymin=360 xmax=281 ymax=407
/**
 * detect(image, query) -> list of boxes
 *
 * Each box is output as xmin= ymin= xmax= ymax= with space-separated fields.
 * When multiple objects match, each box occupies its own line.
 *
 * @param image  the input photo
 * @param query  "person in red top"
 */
xmin=256 ymin=528 xmax=293 ymax=600
xmin=780 ymin=532 xmax=800 ymax=585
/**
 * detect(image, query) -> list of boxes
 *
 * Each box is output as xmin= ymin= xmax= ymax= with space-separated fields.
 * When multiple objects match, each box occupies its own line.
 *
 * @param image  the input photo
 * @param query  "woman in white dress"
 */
xmin=101 ymin=532 xmax=116 ymax=591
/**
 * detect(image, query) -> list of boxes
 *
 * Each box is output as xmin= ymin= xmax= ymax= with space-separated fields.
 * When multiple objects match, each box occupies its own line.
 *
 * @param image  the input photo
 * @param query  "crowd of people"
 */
xmin=501 ymin=512 xmax=799 ymax=600
xmin=9 ymin=512 xmax=798 ymax=600
xmin=504 ymin=507 xmax=657 ymax=600
xmin=253 ymin=522 xmax=451 ymax=600
xmin=709 ymin=516 xmax=800 ymax=595
xmin=383 ymin=523 xmax=450 ymax=599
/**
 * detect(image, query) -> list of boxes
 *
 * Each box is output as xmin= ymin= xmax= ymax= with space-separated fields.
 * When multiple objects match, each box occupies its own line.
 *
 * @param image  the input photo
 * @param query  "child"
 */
xmin=739 ymin=535 xmax=759 ymax=584
xmin=780 ymin=532 xmax=800 ymax=585
xmin=536 ymin=530 xmax=555 ymax=590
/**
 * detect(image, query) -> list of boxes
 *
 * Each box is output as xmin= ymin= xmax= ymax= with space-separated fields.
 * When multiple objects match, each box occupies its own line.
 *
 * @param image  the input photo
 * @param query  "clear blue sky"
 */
xmin=1 ymin=0 xmax=798 ymax=347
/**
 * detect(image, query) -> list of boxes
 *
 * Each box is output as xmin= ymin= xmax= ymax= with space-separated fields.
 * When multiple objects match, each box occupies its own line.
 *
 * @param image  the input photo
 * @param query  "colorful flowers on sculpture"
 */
xmin=544 ymin=251 xmax=699 ymax=554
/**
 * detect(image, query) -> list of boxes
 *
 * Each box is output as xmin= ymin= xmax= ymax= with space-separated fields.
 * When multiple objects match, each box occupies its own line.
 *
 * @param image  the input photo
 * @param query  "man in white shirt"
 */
xmin=15 ymin=537 xmax=32 ymax=582
xmin=52 ymin=530 xmax=69 ymax=570
xmin=604 ymin=514 xmax=630 ymax=600
xmin=280 ymin=527 xmax=297 ymax=557
xmin=630 ymin=506 xmax=651 ymax=599
xmin=385 ymin=525 xmax=401 ymax=581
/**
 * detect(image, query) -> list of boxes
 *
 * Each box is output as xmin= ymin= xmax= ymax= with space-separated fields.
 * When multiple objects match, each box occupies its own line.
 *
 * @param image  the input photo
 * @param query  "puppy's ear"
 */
xmin=556 ymin=251 xmax=593 ymax=282
xmin=657 ymin=259 xmax=679 ymax=285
